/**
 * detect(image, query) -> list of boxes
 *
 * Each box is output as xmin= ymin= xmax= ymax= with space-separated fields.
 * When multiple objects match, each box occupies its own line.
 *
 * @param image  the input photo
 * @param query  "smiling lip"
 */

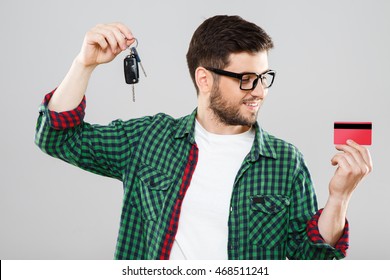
xmin=243 ymin=100 xmax=260 ymax=109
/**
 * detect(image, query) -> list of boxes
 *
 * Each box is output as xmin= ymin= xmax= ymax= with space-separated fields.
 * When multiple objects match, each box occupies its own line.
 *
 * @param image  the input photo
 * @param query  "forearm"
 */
xmin=48 ymin=58 xmax=96 ymax=112
xmin=318 ymin=195 xmax=349 ymax=247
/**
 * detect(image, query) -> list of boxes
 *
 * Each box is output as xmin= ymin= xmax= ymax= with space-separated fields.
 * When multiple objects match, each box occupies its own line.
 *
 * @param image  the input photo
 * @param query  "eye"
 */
xmin=241 ymin=74 xmax=253 ymax=84
xmin=261 ymin=73 xmax=274 ymax=88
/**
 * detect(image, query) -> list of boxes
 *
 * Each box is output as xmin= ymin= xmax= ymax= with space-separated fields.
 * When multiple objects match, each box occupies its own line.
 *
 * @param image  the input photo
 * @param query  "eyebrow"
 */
xmin=237 ymin=69 xmax=271 ymax=75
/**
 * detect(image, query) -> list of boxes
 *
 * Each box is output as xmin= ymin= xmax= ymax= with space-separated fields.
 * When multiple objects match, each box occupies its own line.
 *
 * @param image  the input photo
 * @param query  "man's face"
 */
xmin=209 ymin=51 xmax=270 ymax=127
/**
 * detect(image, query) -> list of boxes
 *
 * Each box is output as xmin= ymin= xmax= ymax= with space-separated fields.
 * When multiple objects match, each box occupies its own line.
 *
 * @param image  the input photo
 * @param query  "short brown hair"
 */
xmin=186 ymin=15 xmax=274 ymax=94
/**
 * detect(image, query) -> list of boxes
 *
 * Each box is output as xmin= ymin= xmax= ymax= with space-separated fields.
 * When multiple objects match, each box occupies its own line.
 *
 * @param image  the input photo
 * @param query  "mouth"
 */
xmin=242 ymin=100 xmax=260 ymax=110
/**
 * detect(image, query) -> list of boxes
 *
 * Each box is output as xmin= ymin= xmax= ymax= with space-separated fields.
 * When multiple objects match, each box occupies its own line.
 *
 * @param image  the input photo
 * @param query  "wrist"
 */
xmin=326 ymin=193 xmax=351 ymax=210
xmin=328 ymin=183 xmax=354 ymax=203
xmin=73 ymin=55 xmax=98 ymax=72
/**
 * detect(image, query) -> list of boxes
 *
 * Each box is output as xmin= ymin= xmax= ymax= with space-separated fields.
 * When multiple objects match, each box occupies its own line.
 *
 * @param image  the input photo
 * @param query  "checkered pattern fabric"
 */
xmin=35 ymin=89 xmax=348 ymax=260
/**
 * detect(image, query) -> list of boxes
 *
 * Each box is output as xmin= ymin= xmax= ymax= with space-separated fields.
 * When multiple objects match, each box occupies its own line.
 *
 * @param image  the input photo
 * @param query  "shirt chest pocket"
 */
xmin=249 ymin=195 xmax=290 ymax=248
xmin=133 ymin=164 xmax=173 ymax=221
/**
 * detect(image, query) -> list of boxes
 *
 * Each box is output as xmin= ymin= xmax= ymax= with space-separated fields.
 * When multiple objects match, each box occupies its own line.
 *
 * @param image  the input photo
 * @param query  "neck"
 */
xmin=196 ymin=105 xmax=251 ymax=135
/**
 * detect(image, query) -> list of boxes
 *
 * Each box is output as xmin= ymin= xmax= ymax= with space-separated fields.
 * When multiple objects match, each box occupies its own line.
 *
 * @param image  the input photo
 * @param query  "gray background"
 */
xmin=0 ymin=0 xmax=389 ymax=260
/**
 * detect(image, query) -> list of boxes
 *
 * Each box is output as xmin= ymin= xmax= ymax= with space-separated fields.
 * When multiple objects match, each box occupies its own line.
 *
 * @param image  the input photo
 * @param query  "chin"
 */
xmin=242 ymin=112 xmax=258 ymax=125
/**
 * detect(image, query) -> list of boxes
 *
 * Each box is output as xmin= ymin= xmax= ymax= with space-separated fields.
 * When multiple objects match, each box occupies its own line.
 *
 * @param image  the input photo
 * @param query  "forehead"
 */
xmin=226 ymin=51 xmax=269 ymax=73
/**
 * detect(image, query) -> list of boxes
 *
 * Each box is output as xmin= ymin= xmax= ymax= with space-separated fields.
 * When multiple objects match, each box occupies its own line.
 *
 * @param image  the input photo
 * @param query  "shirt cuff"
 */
xmin=41 ymin=88 xmax=86 ymax=130
xmin=307 ymin=208 xmax=349 ymax=257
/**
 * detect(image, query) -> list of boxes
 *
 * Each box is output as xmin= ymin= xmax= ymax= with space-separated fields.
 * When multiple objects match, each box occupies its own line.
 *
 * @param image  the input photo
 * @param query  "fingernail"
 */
xmin=346 ymin=139 xmax=353 ymax=144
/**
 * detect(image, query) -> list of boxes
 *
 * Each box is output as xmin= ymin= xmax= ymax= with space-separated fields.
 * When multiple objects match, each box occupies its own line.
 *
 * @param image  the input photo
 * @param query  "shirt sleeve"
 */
xmin=307 ymin=208 xmax=349 ymax=258
xmin=286 ymin=152 xmax=349 ymax=260
xmin=35 ymin=88 xmax=150 ymax=181
xmin=42 ymin=88 xmax=86 ymax=130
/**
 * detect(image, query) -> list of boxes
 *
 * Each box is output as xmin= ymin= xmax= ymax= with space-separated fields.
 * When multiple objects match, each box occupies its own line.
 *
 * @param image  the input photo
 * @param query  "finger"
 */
xmin=86 ymin=31 xmax=108 ymax=50
xmin=335 ymin=145 xmax=366 ymax=168
xmin=125 ymin=37 xmax=136 ymax=48
xmin=94 ymin=25 xmax=121 ymax=53
xmin=332 ymin=151 xmax=368 ymax=180
xmin=107 ymin=22 xmax=135 ymax=49
xmin=331 ymin=154 xmax=352 ymax=173
xmin=337 ymin=149 xmax=369 ymax=177
xmin=332 ymin=152 xmax=358 ymax=169
xmin=109 ymin=22 xmax=134 ymax=42
xmin=331 ymin=153 xmax=366 ymax=181
xmin=346 ymin=139 xmax=373 ymax=172
xmin=108 ymin=26 xmax=130 ymax=51
xmin=336 ymin=141 xmax=372 ymax=174
xmin=331 ymin=154 xmax=339 ymax=166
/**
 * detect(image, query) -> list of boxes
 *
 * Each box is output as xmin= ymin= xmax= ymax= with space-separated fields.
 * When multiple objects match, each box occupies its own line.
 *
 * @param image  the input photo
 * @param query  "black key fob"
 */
xmin=124 ymin=54 xmax=139 ymax=84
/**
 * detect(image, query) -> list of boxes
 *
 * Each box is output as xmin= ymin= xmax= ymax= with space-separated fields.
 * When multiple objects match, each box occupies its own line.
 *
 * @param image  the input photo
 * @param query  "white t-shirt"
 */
xmin=170 ymin=120 xmax=255 ymax=259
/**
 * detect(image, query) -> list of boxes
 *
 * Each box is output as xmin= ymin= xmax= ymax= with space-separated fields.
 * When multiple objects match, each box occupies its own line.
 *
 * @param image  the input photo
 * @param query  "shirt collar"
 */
xmin=174 ymin=109 xmax=197 ymax=144
xmin=250 ymin=122 xmax=278 ymax=160
xmin=174 ymin=109 xmax=277 ymax=160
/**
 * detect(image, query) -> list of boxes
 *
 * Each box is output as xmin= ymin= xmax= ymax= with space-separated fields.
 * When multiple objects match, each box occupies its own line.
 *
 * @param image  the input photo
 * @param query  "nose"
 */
xmin=250 ymin=81 xmax=267 ymax=98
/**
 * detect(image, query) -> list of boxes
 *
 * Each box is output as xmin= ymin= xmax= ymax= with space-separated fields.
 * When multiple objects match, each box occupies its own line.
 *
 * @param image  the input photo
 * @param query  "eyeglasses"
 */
xmin=205 ymin=67 xmax=276 ymax=90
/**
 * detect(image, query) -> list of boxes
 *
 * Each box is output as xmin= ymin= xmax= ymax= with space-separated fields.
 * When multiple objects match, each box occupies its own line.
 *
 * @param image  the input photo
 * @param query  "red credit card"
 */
xmin=334 ymin=122 xmax=372 ymax=145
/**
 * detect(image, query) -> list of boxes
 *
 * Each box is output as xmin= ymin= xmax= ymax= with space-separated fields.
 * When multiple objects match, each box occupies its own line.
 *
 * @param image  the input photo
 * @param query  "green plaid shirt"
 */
xmin=35 ymin=90 xmax=348 ymax=260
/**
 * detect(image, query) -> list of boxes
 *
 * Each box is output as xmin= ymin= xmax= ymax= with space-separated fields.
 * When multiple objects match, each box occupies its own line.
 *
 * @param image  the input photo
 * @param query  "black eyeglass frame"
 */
xmin=205 ymin=67 xmax=276 ymax=90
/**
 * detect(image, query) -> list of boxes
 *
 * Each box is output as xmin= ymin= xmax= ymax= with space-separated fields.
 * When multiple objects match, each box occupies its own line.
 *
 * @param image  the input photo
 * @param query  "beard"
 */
xmin=209 ymin=86 xmax=259 ymax=127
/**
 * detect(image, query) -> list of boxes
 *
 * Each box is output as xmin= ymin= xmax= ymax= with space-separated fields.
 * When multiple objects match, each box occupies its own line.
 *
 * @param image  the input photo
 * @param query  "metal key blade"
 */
xmin=139 ymin=62 xmax=147 ymax=77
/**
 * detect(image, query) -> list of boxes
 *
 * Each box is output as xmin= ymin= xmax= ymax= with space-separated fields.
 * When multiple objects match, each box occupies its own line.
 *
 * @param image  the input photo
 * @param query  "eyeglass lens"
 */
xmin=240 ymin=73 xmax=273 ymax=90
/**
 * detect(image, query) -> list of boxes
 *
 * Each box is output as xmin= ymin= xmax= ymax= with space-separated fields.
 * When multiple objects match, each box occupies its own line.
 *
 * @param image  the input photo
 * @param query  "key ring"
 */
xmin=127 ymin=37 xmax=138 ymax=49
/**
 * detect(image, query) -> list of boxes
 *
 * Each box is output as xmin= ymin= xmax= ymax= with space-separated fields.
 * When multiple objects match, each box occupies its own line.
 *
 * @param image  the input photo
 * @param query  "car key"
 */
xmin=123 ymin=38 xmax=147 ymax=102
xmin=124 ymin=50 xmax=139 ymax=102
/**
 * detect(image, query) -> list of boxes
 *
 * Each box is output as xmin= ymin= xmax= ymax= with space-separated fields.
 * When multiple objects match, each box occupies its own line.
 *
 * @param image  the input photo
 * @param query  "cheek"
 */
xmin=225 ymin=78 xmax=240 ymax=91
xmin=219 ymin=81 xmax=243 ymax=102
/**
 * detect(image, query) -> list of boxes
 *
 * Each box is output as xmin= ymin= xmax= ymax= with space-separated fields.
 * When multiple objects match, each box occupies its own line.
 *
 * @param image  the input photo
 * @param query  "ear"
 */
xmin=195 ymin=67 xmax=214 ymax=95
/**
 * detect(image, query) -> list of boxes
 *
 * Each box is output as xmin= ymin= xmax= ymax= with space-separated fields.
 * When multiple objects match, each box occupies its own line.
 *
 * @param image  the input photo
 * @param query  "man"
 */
xmin=35 ymin=15 xmax=372 ymax=260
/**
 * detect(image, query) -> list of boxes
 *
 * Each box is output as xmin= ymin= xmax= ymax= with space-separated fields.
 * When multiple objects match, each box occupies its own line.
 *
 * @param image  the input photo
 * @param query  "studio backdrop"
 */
xmin=0 ymin=0 xmax=389 ymax=259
